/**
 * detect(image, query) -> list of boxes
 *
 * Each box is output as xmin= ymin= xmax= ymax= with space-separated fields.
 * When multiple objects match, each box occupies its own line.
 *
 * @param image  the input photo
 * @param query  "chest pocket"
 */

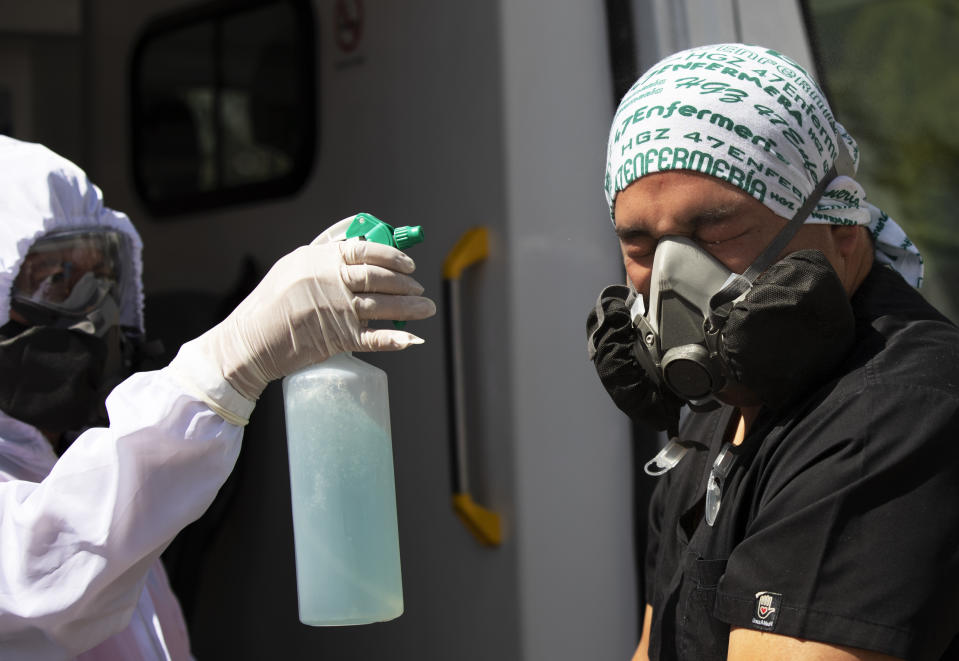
xmin=677 ymin=553 xmax=729 ymax=661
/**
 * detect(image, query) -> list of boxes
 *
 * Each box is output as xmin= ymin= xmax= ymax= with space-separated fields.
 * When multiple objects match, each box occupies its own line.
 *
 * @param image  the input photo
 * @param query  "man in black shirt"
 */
xmin=589 ymin=43 xmax=958 ymax=660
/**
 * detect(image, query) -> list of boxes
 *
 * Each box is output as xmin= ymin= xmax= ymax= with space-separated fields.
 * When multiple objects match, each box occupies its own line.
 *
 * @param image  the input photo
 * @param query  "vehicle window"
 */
xmin=803 ymin=0 xmax=959 ymax=321
xmin=131 ymin=0 xmax=315 ymax=216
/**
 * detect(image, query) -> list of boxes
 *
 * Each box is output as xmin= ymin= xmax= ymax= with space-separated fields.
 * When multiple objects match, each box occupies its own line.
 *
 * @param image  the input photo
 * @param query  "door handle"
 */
xmin=442 ymin=227 xmax=501 ymax=546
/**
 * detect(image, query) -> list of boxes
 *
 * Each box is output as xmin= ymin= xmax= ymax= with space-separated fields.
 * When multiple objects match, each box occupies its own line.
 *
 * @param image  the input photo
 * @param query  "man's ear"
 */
xmin=831 ymin=224 xmax=874 ymax=295
xmin=830 ymin=224 xmax=866 ymax=260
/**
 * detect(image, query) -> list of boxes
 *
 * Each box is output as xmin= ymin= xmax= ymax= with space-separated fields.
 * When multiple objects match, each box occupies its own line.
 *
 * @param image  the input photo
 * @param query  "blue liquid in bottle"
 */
xmin=283 ymin=352 xmax=403 ymax=625
xmin=282 ymin=212 xmax=422 ymax=626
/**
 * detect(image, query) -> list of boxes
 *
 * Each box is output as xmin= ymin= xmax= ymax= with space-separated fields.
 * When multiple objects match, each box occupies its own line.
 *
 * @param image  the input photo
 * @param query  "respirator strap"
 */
xmin=707 ymin=166 xmax=838 ymax=327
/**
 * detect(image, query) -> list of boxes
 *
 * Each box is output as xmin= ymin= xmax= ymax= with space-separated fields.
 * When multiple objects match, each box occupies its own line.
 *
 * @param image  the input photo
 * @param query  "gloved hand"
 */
xmin=170 ymin=217 xmax=436 ymax=425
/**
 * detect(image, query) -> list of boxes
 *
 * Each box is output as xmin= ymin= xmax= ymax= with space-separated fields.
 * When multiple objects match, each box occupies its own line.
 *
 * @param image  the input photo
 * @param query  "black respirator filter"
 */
xmin=587 ymin=285 xmax=682 ymax=432
xmin=719 ymin=249 xmax=855 ymax=410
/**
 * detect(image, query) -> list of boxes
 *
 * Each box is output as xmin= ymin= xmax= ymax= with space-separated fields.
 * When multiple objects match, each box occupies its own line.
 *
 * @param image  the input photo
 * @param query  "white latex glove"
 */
xmin=170 ymin=216 xmax=436 ymax=425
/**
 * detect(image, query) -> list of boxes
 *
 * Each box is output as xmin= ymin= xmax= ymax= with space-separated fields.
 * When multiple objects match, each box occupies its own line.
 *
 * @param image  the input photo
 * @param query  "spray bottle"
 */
xmin=282 ymin=213 xmax=424 ymax=626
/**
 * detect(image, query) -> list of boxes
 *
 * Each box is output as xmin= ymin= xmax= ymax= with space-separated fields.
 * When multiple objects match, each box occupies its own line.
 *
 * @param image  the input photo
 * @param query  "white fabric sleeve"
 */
xmin=0 ymin=367 xmax=243 ymax=655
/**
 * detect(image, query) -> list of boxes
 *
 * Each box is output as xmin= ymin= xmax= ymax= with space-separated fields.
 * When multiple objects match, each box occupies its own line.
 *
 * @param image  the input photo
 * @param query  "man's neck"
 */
xmin=731 ymin=406 xmax=761 ymax=446
xmin=842 ymin=227 xmax=876 ymax=296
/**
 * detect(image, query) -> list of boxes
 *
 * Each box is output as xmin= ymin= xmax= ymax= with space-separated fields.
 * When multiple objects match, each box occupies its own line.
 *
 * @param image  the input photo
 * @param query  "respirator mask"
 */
xmin=587 ymin=168 xmax=855 ymax=437
xmin=0 ymin=229 xmax=147 ymax=436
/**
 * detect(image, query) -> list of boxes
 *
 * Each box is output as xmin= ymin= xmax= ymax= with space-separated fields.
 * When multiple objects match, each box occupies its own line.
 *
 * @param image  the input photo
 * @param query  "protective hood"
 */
xmin=0 ymin=136 xmax=144 ymax=469
xmin=0 ymin=136 xmax=144 ymax=331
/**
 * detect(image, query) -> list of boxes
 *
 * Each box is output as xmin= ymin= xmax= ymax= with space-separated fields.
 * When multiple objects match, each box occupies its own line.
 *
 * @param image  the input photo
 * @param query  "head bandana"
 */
xmin=605 ymin=43 xmax=923 ymax=288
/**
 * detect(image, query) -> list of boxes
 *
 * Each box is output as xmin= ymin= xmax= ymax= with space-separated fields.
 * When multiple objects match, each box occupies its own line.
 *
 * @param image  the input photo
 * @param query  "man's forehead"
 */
xmin=16 ymin=230 xmax=123 ymax=281
xmin=613 ymin=171 xmax=771 ymax=233
xmin=27 ymin=240 xmax=103 ymax=256
xmin=22 ymin=239 xmax=110 ymax=267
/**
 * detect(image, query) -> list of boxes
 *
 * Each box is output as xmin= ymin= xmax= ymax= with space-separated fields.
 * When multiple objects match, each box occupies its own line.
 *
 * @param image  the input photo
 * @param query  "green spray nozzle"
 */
xmin=346 ymin=213 xmax=425 ymax=329
xmin=346 ymin=213 xmax=424 ymax=250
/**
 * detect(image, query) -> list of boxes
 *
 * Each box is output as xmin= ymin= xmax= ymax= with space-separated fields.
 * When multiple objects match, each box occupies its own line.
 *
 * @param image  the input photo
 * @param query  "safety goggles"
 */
xmin=12 ymin=229 xmax=127 ymax=321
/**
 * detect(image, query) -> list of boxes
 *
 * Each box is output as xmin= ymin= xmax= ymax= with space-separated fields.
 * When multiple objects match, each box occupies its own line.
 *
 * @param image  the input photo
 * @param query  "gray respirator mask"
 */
xmin=587 ymin=168 xmax=855 ymax=434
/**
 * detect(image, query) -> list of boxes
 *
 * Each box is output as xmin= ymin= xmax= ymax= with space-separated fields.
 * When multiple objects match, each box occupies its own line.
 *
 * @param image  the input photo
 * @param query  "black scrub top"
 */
xmin=644 ymin=264 xmax=959 ymax=661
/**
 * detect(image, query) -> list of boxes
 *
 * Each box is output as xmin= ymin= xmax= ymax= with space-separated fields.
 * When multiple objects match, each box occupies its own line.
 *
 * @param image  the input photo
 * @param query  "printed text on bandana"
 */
xmin=607 ymin=46 xmax=838 ymax=218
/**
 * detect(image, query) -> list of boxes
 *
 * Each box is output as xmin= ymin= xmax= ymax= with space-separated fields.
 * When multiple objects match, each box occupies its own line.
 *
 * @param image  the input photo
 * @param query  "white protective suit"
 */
xmin=0 ymin=136 xmax=434 ymax=659
xmin=0 ymin=136 xmax=238 ymax=659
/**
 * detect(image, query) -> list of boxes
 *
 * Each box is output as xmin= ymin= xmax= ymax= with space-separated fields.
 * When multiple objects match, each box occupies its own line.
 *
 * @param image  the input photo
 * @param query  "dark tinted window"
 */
xmin=131 ymin=0 xmax=315 ymax=216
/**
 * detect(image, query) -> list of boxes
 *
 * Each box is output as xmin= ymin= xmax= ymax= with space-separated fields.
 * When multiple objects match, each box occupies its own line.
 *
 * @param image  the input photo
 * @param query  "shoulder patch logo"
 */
xmin=751 ymin=591 xmax=782 ymax=629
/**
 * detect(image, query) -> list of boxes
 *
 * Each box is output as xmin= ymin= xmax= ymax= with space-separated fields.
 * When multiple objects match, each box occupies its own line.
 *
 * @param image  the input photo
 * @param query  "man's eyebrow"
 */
xmin=614 ymin=225 xmax=653 ymax=241
xmin=688 ymin=204 xmax=740 ymax=229
xmin=614 ymin=203 xmax=742 ymax=240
